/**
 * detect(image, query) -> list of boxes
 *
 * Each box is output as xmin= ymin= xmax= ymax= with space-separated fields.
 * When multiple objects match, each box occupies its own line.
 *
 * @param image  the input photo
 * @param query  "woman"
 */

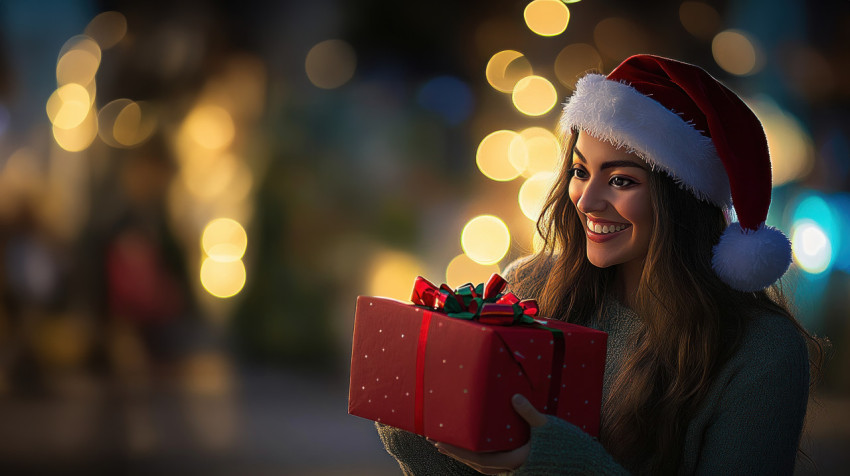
xmin=377 ymin=55 xmax=824 ymax=475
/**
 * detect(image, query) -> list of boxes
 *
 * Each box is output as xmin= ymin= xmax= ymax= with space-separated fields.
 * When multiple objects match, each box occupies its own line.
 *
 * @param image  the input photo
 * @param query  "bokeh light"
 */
xmin=445 ymin=254 xmax=501 ymax=288
xmin=305 ymin=39 xmax=357 ymax=89
xmin=554 ymin=43 xmax=602 ymax=89
xmin=477 ymin=130 xmax=526 ymax=181
xmin=367 ymin=250 xmax=425 ymax=301
xmin=749 ymin=97 xmax=814 ymax=186
xmin=524 ymin=0 xmax=570 ymax=37
xmin=712 ymin=29 xmax=763 ymax=76
xmin=829 ymin=193 xmax=850 ymax=273
xmin=461 ymin=215 xmax=511 ymax=265
xmin=516 ymin=127 xmax=561 ymax=177
xmin=84 ymin=11 xmax=128 ymax=49
xmin=511 ymin=75 xmax=558 ymax=116
xmin=790 ymin=192 xmax=840 ymax=276
xmin=200 ymin=258 xmax=247 ymax=298
xmin=98 ymin=99 xmax=157 ymax=148
xmin=485 ymin=50 xmax=533 ymax=93
xmin=792 ymin=220 xmax=832 ymax=274
xmin=518 ymin=172 xmax=556 ymax=220
xmin=46 ymin=83 xmax=91 ymax=129
xmin=202 ymin=218 xmax=248 ymax=262
xmin=679 ymin=1 xmax=721 ymax=40
xmin=182 ymin=153 xmax=254 ymax=202
xmin=56 ymin=35 xmax=101 ymax=86
xmin=183 ymin=105 xmax=235 ymax=150
xmin=416 ymin=75 xmax=473 ymax=125
xmin=52 ymin=105 xmax=98 ymax=151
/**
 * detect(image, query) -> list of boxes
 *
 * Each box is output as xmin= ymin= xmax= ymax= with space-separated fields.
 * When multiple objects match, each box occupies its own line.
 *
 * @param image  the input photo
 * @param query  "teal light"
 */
xmin=790 ymin=193 xmax=838 ymax=275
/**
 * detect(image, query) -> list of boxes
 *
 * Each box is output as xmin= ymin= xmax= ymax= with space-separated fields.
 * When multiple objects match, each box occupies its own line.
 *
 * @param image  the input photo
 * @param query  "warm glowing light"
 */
xmin=679 ymin=1 xmax=721 ymax=40
xmin=712 ymin=30 xmax=762 ymax=76
xmin=485 ymin=50 xmax=533 ymax=93
xmin=84 ymin=11 xmax=128 ymax=49
xmin=554 ymin=43 xmax=602 ymax=89
xmin=99 ymin=99 xmax=157 ymax=148
xmin=367 ymin=250 xmax=425 ymax=300
xmin=749 ymin=97 xmax=814 ymax=186
xmin=524 ymin=0 xmax=570 ymax=37
xmin=56 ymin=35 xmax=101 ymax=86
xmin=461 ymin=215 xmax=511 ymax=265
xmin=183 ymin=105 xmax=235 ymax=150
xmin=46 ymin=83 xmax=91 ymax=129
xmin=512 ymin=75 xmax=558 ymax=116
xmin=182 ymin=153 xmax=254 ymax=201
xmin=792 ymin=219 xmax=832 ymax=274
xmin=202 ymin=218 xmax=247 ymax=262
xmin=593 ymin=18 xmax=651 ymax=62
xmin=519 ymin=172 xmax=556 ymax=220
xmin=200 ymin=258 xmax=246 ymax=298
xmin=305 ymin=39 xmax=357 ymax=89
xmin=517 ymin=127 xmax=561 ymax=177
xmin=52 ymin=106 xmax=98 ymax=151
xmin=445 ymin=254 xmax=501 ymax=288
xmin=477 ymin=130 xmax=526 ymax=181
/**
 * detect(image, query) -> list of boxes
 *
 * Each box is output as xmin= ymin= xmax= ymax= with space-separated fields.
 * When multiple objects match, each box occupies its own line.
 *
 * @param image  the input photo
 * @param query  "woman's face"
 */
xmin=568 ymin=132 xmax=653 ymax=272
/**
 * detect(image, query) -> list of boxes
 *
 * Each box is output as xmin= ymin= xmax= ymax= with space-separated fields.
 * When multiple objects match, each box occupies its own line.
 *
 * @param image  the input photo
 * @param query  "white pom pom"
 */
xmin=711 ymin=222 xmax=792 ymax=292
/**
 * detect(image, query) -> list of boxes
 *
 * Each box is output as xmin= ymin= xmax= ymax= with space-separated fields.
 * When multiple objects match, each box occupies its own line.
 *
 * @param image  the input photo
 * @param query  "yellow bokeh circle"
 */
xmin=200 ymin=258 xmax=246 ymax=298
xmin=461 ymin=215 xmax=511 ymax=265
xmin=485 ymin=50 xmax=533 ymax=93
xmin=477 ymin=130 xmax=526 ymax=181
xmin=712 ymin=29 xmax=762 ymax=76
xmin=518 ymin=172 xmax=556 ymax=220
xmin=202 ymin=218 xmax=248 ymax=262
xmin=524 ymin=0 xmax=570 ymax=37
xmin=512 ymin=75 xmax=558 ymax=116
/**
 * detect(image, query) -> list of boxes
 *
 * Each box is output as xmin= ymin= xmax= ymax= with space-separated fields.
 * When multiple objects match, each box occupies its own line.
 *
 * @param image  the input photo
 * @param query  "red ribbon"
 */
xmin=414 ymin=310 xmax=433 ymax=435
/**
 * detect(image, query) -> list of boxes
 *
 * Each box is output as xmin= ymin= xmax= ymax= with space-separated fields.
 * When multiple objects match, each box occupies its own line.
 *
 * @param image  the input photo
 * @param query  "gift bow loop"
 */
xmin=411 ymin=274 xmax=538 ymax=325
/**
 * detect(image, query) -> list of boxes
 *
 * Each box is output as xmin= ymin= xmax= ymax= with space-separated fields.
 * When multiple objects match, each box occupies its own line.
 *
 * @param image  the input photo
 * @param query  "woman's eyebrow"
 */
xmin=573 ymin=148 xmax=648 ymax=171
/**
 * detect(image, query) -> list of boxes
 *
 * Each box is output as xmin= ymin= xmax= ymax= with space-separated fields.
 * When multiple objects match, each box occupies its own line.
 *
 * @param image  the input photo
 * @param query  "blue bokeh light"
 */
xmin=416 ymin=75 xmax=473 ymax=126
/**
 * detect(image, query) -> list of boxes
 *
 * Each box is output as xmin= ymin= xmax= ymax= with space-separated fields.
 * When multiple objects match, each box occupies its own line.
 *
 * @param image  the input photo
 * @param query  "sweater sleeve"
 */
xmin=511 ymin=416 xmax=630 ymax=475
xmin=376 ymin=423 xmax=483 ymax=475
xmin=690 ymin=316 xmax=810 ymax=475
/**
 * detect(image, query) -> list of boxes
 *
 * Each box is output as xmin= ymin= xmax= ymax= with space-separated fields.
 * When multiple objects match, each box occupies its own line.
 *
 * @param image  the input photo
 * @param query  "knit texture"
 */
xmin=376 ymin=261 xmax=810 ymax=475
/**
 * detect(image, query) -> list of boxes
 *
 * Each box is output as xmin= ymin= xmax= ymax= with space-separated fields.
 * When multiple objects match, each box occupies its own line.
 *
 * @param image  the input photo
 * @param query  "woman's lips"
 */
xmin=585 ymin=218 xmax=630 ymax=243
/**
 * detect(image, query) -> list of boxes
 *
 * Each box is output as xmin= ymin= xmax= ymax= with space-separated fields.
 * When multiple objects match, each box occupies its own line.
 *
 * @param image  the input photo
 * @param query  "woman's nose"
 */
xmin=575 ymin=180 xmax=607 ymax=214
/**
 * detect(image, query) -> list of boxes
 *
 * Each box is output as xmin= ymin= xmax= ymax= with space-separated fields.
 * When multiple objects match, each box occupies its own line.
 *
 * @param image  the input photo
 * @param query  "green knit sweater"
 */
xmin=376 ymin=265 xmax=810 ymax=475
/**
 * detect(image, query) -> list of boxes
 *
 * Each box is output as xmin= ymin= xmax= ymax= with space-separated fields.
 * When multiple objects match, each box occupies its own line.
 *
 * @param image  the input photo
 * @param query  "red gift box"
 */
xmin=348 ymin=276 xmax=608 ymax=452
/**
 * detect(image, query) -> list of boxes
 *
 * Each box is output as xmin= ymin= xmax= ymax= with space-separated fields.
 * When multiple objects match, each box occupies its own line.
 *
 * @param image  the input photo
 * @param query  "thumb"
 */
xmin=511 ymin=394 xmax=547 ymax=428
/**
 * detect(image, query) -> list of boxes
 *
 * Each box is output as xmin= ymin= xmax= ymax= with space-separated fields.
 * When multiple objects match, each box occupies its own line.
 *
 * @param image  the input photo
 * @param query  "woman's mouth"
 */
xmin=585 ymin=218 xmax=630 ymax=243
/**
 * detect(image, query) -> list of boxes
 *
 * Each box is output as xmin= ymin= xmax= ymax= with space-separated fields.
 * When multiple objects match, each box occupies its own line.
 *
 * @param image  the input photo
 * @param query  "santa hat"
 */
xmin=560 ymin=54 xmax=791 ymax=292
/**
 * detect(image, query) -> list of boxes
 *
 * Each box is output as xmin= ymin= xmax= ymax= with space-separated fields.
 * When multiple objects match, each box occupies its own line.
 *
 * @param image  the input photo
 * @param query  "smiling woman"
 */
xmin=568 ymin=133 xmax=652 ymax=294
xmin=377 ymin=54 xmax=826 ymax=476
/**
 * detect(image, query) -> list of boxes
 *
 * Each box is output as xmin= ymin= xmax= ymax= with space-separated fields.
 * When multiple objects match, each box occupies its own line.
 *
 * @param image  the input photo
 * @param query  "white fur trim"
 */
xmin=711 ymin=222 xmax=792 ymax=292
xmin=562 ymin=74 xmax=732 ymax=208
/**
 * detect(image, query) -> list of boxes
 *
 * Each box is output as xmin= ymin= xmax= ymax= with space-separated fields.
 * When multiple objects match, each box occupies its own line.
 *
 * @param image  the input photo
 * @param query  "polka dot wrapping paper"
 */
xmin=348 ymin=295 xmax=608 ymax=452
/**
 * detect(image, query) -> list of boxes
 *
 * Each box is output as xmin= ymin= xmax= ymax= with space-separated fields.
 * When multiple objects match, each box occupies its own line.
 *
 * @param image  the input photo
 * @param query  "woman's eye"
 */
xmin=610 ymin=176 xmax=635 ymax=187
xmin=569 ymin=167 xmax=588 ymax=179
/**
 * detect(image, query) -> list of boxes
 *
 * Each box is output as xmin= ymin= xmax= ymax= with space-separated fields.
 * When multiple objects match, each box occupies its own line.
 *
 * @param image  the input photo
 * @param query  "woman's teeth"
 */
xmin=587 ymin=219 xmax=627 ymax=234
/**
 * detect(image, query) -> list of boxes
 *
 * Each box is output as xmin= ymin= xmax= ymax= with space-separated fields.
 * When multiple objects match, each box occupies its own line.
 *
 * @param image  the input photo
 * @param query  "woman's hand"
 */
xmin=432 ymin=394 xmax=547 ymax=475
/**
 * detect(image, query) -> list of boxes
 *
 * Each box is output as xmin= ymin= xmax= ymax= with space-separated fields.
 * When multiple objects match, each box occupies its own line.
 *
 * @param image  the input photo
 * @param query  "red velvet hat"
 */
xmin=560 ymin=54 xmax=791 ymax=292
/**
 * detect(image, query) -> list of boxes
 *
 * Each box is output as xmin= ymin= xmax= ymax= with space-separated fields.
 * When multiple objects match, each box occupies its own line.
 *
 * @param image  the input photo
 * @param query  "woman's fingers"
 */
xmin=435 ymin=441 xmax=530 ymax=475
xmin=512 ymin=394 xmax=548 ymax=427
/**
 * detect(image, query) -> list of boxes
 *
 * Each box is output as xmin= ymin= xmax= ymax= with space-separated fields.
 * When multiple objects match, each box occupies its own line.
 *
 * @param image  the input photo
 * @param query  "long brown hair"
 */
xmin=515 ymin=129 xmax=826 ymax=474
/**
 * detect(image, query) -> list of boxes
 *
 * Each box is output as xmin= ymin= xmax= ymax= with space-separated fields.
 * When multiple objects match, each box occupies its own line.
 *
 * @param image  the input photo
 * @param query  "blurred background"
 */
xmin=0 ymin=0 xmax=847 ymax=474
